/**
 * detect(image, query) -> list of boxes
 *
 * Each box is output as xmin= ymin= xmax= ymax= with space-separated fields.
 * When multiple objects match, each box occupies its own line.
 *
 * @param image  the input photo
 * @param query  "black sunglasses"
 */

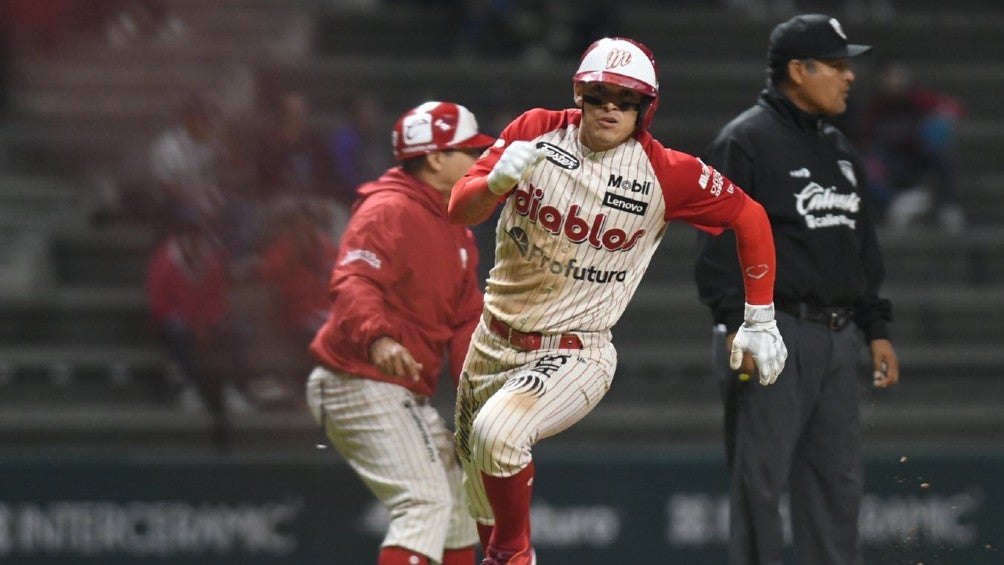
xmin=581 ymin=94 xmax=642 ymax=112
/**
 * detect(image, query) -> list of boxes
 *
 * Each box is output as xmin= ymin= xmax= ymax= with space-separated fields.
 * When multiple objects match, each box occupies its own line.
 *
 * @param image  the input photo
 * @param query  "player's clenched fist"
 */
xmin=730 ymin=303 xmax=787 ymax=385
xmin=487 ymin=140 xmax=546 ymax=195
xmin=369 ymin=336 xmax=423 ymax=382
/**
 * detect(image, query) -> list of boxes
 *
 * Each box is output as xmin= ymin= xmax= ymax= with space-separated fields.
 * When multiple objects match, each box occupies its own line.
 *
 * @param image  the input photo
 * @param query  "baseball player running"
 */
xmin=447 ymin=37 xmax=788 ymax=565
xmin=305 ymin=101 xmax=495 ymax=565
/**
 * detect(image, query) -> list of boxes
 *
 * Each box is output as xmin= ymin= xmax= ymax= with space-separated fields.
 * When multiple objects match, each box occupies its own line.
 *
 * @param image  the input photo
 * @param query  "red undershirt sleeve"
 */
xmin=728 ymin=195 xmax=776 ymax=306
xmin=448 ymin=175 xmax=506 ymax=226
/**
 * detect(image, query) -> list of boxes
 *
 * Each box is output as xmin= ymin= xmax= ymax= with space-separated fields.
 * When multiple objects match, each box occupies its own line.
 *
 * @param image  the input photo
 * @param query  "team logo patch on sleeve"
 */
xmin=838 ymin=160 xmax=858 ymax=187
xmin=696 ymin=159 xmax=733 ymax=197
xmin=340 ymin=249 xmax=382 ymax=269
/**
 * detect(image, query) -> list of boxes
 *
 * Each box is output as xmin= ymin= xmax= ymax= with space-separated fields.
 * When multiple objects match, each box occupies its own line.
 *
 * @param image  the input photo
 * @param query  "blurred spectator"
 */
xmin=328 ymin=93 xmax=391 ymax=208
xmin=143 ymin=95 xmax=229 ymax=232
xmin=102 ymin=0 xmax=186 ymax=48
xmin=250 ymin=89 xmax=351 ymax=249
xmin=858 ymin=60 xmax=966 ymax=232
xmin=102 ymin=93 xmax=258 ymax=267
xmin=137 ymin=93 xmax=261 ymax=264
xmin=254 ymin=90 xmax=335 ymax=204
xmin=146 ymin=216 xmax=253 ymax=449
xmin=325 ymin=93 xmax=392 ymax=245
xmin=3 ymin=1 xmax=183 ymax=54
xmin=256 ymin=201 xmax=339 ymax=407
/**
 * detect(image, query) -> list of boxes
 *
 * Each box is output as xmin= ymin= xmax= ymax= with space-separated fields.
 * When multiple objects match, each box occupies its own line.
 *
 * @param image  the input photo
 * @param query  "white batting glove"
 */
xmin=486 ymin=141 xmax=546 ymax=195
xmin=731 ymin=303 xmax=787 ymax=386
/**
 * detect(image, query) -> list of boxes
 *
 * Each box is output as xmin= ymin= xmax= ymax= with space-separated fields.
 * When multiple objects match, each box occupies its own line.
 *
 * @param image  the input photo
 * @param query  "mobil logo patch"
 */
xmin=537 ymin=142 xmax=580 ymax=170
xmin=607 ymin=173 xmax=651 ymax=195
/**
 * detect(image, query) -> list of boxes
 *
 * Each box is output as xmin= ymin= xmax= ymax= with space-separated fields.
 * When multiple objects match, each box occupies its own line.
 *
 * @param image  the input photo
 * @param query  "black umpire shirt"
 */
xmin=694 ymin=84 xmax=892 ymax=341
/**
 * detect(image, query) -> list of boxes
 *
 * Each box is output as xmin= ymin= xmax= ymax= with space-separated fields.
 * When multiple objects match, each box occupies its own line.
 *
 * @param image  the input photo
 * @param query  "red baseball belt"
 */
xmin=488 ymin=316 xmax=583 ymax=351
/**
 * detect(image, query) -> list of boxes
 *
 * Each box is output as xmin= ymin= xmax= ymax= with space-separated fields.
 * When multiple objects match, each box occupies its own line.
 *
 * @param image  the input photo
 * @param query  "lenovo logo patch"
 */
xmin=602 ymin=192 xmax=647 ymax=216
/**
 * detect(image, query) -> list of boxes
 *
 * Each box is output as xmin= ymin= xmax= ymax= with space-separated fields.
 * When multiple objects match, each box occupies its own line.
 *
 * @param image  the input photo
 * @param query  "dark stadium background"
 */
xmin=1 ymin=0 xmax=1002 ymax=563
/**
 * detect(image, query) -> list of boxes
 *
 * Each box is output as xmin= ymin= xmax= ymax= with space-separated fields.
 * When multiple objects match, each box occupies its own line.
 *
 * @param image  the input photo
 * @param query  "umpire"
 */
xmin=693 ymin=14 xmax=900 ymax=565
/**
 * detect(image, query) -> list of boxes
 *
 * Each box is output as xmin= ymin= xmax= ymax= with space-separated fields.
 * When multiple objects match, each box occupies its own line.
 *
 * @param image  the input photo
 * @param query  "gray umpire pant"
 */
xmin=713 ymin=310 xmax=864 ymax=565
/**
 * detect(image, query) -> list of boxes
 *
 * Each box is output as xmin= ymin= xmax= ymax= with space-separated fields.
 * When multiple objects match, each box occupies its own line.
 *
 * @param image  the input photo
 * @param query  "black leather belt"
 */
xmin=777 ymin=300 xmax=855 ymax=331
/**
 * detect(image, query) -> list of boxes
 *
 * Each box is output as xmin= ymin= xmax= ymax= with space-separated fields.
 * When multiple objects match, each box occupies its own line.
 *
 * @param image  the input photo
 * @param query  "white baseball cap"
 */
xmin=392 ymin=101 xmax=496 ymax=160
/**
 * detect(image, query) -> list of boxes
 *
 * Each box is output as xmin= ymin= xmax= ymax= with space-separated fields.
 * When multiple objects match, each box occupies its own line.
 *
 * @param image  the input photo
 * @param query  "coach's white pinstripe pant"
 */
xmin=455 ymin=318 xmax=616 ymax=524
xmin=306 ymin=367 xmax=478 ymax=562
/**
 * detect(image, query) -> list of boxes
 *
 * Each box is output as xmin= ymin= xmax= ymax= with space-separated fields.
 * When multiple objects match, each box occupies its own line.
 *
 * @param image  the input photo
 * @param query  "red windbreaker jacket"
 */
xmin=309 ymin=167 xmax=484 ymax=396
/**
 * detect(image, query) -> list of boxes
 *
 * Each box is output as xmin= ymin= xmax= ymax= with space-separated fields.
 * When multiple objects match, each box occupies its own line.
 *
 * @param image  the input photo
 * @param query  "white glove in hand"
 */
xmin=486 ymin=141 xmax=546 ymax=195
xmin=730 ymin=303 xmax=787 ymax=386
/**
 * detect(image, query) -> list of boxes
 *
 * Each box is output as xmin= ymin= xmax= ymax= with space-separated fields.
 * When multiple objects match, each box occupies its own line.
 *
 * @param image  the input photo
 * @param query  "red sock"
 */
xmin=476 ymin=522 xmax=494 ymax=550
xmin=480 ymin=461 xmax=535 ymax=552
xmin=442 ymin=546 xmax=477 ymax=565
xmin=378 ymin=546 xmax=429 ymax=565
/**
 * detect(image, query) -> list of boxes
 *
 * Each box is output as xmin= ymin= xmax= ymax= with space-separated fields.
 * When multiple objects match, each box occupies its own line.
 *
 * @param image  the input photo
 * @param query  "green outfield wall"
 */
xmin=0 ymin=444 xmax=1001 ymax=564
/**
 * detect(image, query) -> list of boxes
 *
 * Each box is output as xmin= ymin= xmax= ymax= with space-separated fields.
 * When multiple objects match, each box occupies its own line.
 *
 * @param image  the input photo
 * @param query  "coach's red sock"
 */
xmin=378 ymin=546 xmax=429 ymax=565
xmin=481 ymin=461 xmax=535 ymax=553
xmin=476 ymin=522 xmax=494 ymax=550
xmin=442 ymin=545 xmax=477 ymax=565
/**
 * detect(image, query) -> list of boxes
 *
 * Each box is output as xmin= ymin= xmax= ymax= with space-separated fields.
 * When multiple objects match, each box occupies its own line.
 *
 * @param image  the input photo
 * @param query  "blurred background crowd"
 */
xmin=2 ymin=1 xmax=1004 ymax=563
xmin=0 ymin=0 xmax=1001 ymax=450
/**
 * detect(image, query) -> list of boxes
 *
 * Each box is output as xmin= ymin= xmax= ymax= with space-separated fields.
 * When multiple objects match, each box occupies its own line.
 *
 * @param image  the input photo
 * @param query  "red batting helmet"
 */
xmin=573 ymin=37 xmax=660 ymax=133
xmin=392 ymin=101 xmax=496 ymax=160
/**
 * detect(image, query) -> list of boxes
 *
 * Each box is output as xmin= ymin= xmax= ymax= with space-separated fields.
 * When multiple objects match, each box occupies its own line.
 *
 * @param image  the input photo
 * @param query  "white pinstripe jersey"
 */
xmin=475 ymin=108 xmax=747 ymax=334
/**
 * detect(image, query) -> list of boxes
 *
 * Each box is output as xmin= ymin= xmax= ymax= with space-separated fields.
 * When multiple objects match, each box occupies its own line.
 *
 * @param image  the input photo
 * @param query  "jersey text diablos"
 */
xmin=513 ymin=185 xmax=646 ymax=252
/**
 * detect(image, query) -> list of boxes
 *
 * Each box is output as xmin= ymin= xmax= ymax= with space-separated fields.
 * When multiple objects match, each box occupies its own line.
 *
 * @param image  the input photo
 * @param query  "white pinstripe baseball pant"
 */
xmin=455 ymin=318 xmax=617 ymax=523
xmin=306 ymin=366 xmax=478 ymax=562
